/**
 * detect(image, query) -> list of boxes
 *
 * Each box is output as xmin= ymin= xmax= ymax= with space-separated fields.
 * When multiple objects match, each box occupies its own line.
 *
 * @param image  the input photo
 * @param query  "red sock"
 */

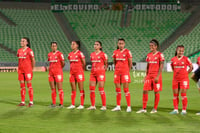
xmin=99 ymin=87 xmax=106 ymax=106
xmin=20 ymin=83 xmax=26 ymax=103
xmin=80 ymin=90 xmax=85 ymax=106
xmin=27 ymin=83 xmax=33 ymax=103
xmin=58 ymin=89 xmax=64 ymax=105
xmin=71 ymin=90 xmax=76 ymax=105
xmin=124 ymin=88 xmax=131 ymax=106
xmin=173 ymin=93 xmax=179 ymax=110
xmin=154 ymin=93 xmax=160 ymax=110
xmin=116 ymin=88 xmax=121 ymax=106
xmin=143 ymin=93 xmax=148 ymax=109
xmin=90 ymin=86 xmax=96 ymax=106
xmin=51 ymin=89 xmax=56 ymax=105
xmin=181 ymin=93 xmax=187 ymax=110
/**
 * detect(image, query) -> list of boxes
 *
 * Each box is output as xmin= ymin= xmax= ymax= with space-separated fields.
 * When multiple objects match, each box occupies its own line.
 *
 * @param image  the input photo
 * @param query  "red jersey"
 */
xmin=171 ymin=56 xmax=192 ymax=81
xmin=112 ymin=48 xmax=132 ymax=73
xmin=146 ymin=52 xmax=165 ymax=77
xmin=90 ymin=51 xmax=107 ymax=72
xmin=197 ymin=56 xmax=200 ymax=66
xmin=68 ymin=50 xmax=85 ymax=73
xmin=17 ymin=47 xmax=34 ymax=73
xmin=48 ymin=51 xmax=64 ymax=73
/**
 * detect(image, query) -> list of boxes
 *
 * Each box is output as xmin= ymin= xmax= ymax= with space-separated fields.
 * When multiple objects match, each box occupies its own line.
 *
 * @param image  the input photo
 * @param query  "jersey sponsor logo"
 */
xmin=18 ymin=57 xmax=26 ymax=59
xmin=149 ymin=61 xmax=157 ymax=64
xmin=69 ymin=59 xmax=78 ymax=62
xmin=49 ymin=60 xmax=58 ymax=62
xmin=116 ymin=58 xmax=125 ymax=61
xmin=91 ymin=60 xmax=101 ymax=63
xmin=174 ymin=66 xmax=184 ymax=68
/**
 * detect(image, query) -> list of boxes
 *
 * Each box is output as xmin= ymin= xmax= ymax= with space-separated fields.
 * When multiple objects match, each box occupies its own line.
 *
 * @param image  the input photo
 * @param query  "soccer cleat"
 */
xmin=17 ymin=102 xmax=25 ymax=106
xmin=181 ymin=110 xmax=187 ymax=115
xmin=150 ymin=108 xmax=157 ymax=114
xmin=87 ymin=106 xmax=96 ymax=110
xmin=169 ymin=110 xmax=179 ymax=114
xmin=136 ymin=109 xmax=147 ymax=113
xmin=126 ymin=106 xmax=132 ymax=112
xmin=67 ymin=105 xmax=76 ymax=109
xmin=50 ymin=104 xmax=56 ymax=108
xmin=58 ymin=104 xmax=63 ymax=108
xmin=196 ymin=112 xmax=200 ymax=115
xmin=100 ymin=106 xmax=107 ymax=111
xmin=27 ymin=103 xmax=33 ymax=107
xmin=77 ymin=105 xmax=84 ymax=110
xmin=111 ymin=106 xmax=121 ymax=112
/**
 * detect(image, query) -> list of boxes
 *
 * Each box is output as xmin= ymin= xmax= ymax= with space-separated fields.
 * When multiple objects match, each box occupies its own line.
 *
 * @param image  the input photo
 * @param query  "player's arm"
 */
xmin=143 ymin=63 xmax=149 ymax=83
xmin=104 ymin=59 xmax=108 ymax=71
xmin=128 ymin=58 xmax=132 ymax=71
xmin=61 ymin=61 xmax=65 ymax=68
xmin=31 ymin=57 xmax=35 ymax=69
xmin=81 ymin=58 xmax=86 ymax=71
xmin=60 ymin=53 xmax=65 ymax=68
xmin=155 ymin=61 xmax=164 ymax=83
xmin=188 ymin=64 xmax=193 ymax=73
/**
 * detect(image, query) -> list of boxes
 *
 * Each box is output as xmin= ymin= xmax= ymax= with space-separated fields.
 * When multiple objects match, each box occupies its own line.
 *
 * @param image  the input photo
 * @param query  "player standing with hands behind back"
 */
xmin=17 ymin=37 xmax=35 ymax=107
xmin=111 ymin=38 xmax=132 ymax=112
xmin=136 ymin=39 xmax=164 ymax=114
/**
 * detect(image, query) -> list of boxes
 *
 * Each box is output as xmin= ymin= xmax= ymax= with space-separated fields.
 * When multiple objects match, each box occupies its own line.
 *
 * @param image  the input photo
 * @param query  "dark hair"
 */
xmin=96 ymin=41 xmax=103 ymax=51
xmin=116 ymin=38 xmax=125 ymax=49
xmin=175 ymin=45 xmax=184 ymax=56
xmin=73 ymin=40 xmax=81 ymax=50
xmin=150 ymin=39 xmax=159 ymax=50
xmin=51 ymin=41 xmax=57 ymax=46
xmin=23 ymin=37 xmax=31 ymax=48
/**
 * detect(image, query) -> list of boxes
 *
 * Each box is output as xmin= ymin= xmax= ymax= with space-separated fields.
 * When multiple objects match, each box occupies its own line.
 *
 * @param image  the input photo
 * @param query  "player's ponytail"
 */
xmin=96 ymin=41 xmax=103 ymax=51
xmin=175 ymin=45 xmax=184 ymax=56
xmin=150 ymin=39 xmax=159 ymax=50
xmin=23 ymin=37 xmax=31 ymax=48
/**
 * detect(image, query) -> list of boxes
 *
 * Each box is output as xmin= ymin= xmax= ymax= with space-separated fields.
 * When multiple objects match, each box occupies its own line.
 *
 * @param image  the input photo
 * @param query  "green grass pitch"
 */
xmin=0 ymin=71 xmax=200 ymax=133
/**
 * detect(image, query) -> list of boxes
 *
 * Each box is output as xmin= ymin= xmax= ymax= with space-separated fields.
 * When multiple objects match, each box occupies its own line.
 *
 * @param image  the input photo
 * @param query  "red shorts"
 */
xmin=114 ymin=72 xmax=131 ymax=83
xmin=69 ymin=72 xmax=85 ymax=82
xmin=18 ymin=72 xmax=33 ymax=81
xmin=143 ymin=75 xmax=162 ymax=92
xmin=90 ymin=72 xmax=105 ymax=82
xmin=172 ymin=79 xmax=189 ymax=89
xmin=48 ymin=72 xmax=63 ymax=82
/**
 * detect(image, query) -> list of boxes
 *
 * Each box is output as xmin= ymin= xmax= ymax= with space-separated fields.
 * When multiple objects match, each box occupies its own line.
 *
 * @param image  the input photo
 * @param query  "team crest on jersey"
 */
xmin=182 ymin=62 xmax=184 ymax=64
xmin=24 ymin=53 xmax=26 ymax=55
xmin=98 ymin=56 xmax=100 ymax=59
xmin=75 ymin=56 xmax=78 ymax=58
xmin=155 ymin=57 xmax=157 ymax=60
xmin=55 ymin=56 xmax=57 ymax=59
xmin=123 ymin=54 xmax=125 ymax=57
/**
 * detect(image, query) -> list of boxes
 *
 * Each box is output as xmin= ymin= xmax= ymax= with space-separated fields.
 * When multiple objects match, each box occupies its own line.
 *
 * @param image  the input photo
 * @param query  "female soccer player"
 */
xmin=48 ymin=42 xmax=65 ymax=107
xmin=191 ymin=56 xmax=200 ymax=115
xmin=87 ymin=41 xmax=108 ymax=111
xmin=136 ymin=39 xmax=164 ymax=114
xmin=17 ymin=37 xmax=35 ymax=107
xmin=111 ymin=38 xmax=132 ymax=112
xmin=169 ymin=45 xmax=193 ymax=115
xmin=67 ymin=41 xmax=86 ymax=110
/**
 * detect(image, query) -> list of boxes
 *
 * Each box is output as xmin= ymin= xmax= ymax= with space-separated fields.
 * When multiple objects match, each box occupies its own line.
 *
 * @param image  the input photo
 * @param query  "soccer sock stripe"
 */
xmin=154 ymin=93 xmax=160 ymax=110
xmin=116 ymin=88 xmax=121 ymax=106
xmin=58 ymin=89 xmax=64 ymax=105
xmin=71 ymin=90 xmax=76 ymax=105
xmin=80 ymin=90 xmax=85 ymax=106
xmin=99 ymin=87 xmax=106 ymax=106
xmin=27 ymin=83 xmax=33 ymax=102
xmin=143 ymin=93 xmax=148 ymax=109
xmin=90 ymin=86 xmax=96 ymax=106
xmin=181 ymin=93 xmax=187 ymax=110
xmin=173 ymin=93 xmax=179 ymax=110
xmin=51 ymin=89 xmax=56 ymax=104
xmin=20 ymin=83 xmax=26 ymax=103
xmin=124 ymin=88 xmax=131 ymax=106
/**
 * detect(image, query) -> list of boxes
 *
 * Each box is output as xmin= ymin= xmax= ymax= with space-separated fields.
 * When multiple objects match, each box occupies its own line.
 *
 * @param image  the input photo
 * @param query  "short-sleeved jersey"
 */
xmin=112 ymin=48 xmax=132 ymax=73
xmin=171 ymin=56 xmax=192 ymax=81
xmin=146 ymin=52 xmax=165 ymax=77
xmin=90 ymin=51 xmax=107 ymax=72
xmin=48 ymin=51 xmax=64 ymax=73
xmin=68 ymin=50 xmax=85 ymax=73
xmin=17 ymin=47 xmax=34 ymax=73
xmin=197 ymin=56 xmax=200 ymax=66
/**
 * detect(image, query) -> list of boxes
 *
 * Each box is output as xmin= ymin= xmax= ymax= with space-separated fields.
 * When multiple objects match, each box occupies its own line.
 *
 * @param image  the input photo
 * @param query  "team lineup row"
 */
xmin=16 ymin=37 xmax=200 ymax=115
